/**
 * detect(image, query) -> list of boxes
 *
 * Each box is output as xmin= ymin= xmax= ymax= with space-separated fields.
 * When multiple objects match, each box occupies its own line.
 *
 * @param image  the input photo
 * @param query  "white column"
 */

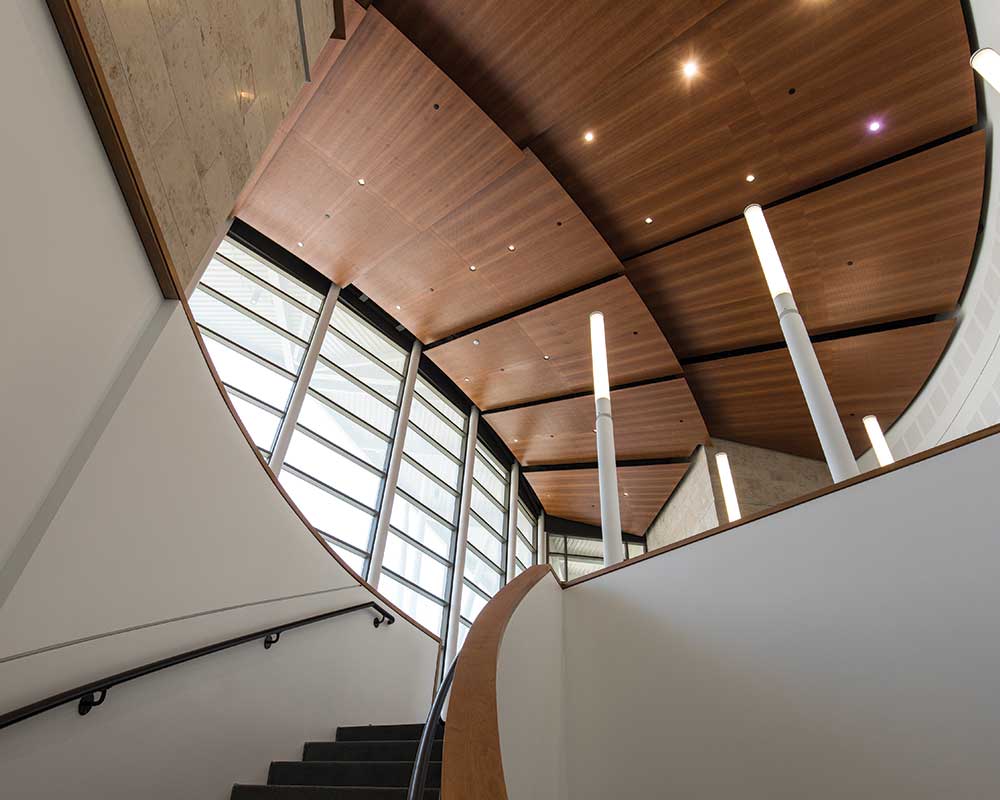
xmin=744 ymin=205 xmax=860 ymax=483
xmin=505 ymin=462 xmax=520 ymax=582
xmin=537 ymin=510 xmax=547 ymax=566
xmin=269 ymin=283 xmax=340 ymax=473
xmin=445 ymin=407 xmax=479 ymax=666
xmin=368 ymin=338 xmax=422 ymax=586
xmin=589 ymin=312 xmax=626 ymax=565
xmin=863 ymin=414 xmax=895 ymax=467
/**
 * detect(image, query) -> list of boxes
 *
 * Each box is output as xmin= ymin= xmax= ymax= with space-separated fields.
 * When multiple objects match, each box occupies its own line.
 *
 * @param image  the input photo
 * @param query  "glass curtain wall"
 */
xmin=190 ymin=239 xmax=324 ymax=457
xmin=513 ymin=499 xmax=537 ymax=577
xmin=379 ymin=376 xmax=468 ymax=640
xmin=280 ymin=301 xmax=408 ymax=574
xmin=547 ymin=532 xmax=647 ymax=581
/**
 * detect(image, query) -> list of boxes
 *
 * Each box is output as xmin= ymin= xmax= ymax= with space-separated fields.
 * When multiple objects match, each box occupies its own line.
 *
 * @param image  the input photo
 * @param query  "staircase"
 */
xmin=231 ymin=722 xmax=443 ymax=798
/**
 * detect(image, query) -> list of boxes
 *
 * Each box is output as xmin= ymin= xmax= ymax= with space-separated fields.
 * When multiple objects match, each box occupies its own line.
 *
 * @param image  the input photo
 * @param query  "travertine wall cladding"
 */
xmin=78 ymin=0 xmax=340 ymax=291
xmin=646 ymin=447 xmax=718 ymax=550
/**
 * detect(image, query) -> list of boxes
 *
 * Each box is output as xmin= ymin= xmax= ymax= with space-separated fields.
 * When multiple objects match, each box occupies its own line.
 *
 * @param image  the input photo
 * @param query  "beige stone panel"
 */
xmin=646 ymin=447 xmax=719 ymax=550
xmin=156 ymin=12 xmax=223 ymax=177
xmin=242 ymin=96 xmax=271 ymax=180
xmin=145 ymin=0 xmax=185 ymax=38
xmin=150 ymin=118 xmax=215 ymax=287
xmin=99 ymin=0 xmax=178 ymax=145
xmin=204 ymin=60 xmax=254 ymax=202
xmin=240 ymin=2 xmax=303 ymax=137
xmin=201 ymin=153 xmax=236 ymax=228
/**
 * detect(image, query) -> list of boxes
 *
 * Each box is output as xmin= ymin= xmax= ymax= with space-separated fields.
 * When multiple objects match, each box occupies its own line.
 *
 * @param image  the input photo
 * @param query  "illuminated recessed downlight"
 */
xmin=469 ymin=264 xmax=477 ymax=271
xmin=583 ymin=130 xmax=595 ymax=143
xmin=472 ymin=339 xmax=480 ymax=346
xmin=297 ymin=242 xmax=304 ymax=248
xmin=464 ymin=377 xmax=470 ymax=382
xmin=507 ymin=244 xmax=516 ymax=252
xmin=683 ymin=60 xmax=698 ymax=78
xmin=868 ymin=120 xmax=882 ymax=133
xmin=623 ymin=492 xmax=629 ymax=497
xmin=644 ymin=217 xmax=653 ymax=225
xmin=746 ymin=174 xmax=756 ymax=183
xmin=395 ymin=304 xmax=401 ymax=310
xmin=357 ymin=177 xmax=366 ymax=185
xmin=543 ymin=355 xmax=551 ymax=360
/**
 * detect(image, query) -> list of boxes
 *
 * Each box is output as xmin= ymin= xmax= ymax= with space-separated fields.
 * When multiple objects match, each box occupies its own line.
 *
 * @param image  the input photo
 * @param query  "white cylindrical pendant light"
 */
xmin=971 ymin=48 xmax=1000 ymax=93
xmin=715 ymin=452 xmax=742 ymax=522
xmin=590 ymin=311 xmax=625 ymax=566
xmin=743 ymin=204 xmax=860 ymax=483
xmin=862 ymin=414 xmax=895 ymax=467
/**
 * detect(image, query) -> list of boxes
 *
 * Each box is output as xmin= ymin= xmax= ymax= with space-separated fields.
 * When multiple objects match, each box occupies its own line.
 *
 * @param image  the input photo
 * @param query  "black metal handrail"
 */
xmin=407 ymin=656 xmax=457 ymax=800
xmin=0 ymin=600 xmax=394 ymax=731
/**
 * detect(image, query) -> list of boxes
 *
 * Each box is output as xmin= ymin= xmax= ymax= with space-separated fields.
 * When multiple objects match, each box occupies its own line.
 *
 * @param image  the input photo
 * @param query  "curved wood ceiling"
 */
xmin=239 ymin=1 xmax=982 ymax=535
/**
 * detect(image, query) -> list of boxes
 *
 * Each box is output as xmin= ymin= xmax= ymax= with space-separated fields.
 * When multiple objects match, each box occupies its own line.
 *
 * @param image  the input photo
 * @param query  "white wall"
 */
xmin=562 ymin=432 xmax=1000 ymax=798
xmin=496 ymin=573 xmax=567 ymax=800
xmin=0 ymin=0 xmax=161 ymax=570
xmin=863 ymin=0 xmax=1000 ymax=467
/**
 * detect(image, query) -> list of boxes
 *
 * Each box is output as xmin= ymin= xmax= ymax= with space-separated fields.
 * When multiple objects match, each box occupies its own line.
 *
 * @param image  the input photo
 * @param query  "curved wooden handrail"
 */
xmin=441 ymin=564 xmax=554 ymax=800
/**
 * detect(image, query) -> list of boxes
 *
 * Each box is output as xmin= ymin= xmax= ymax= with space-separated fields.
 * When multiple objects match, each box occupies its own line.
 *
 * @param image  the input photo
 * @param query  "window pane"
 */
xmin=331 ymin=305 xmax=406 ymax=373
xmin=468 ymin=516 xmax=504 ymax=564
xmin=516 ymin=535 xmax=532 ymax=566
xmin=461 ymin=582 xmax=488 ymax=622
xmin=200 ymin=259 xmax=316 ymax=340
xmin=330 ymin=544 xmax=366 ymax=574
xmin=298 ymin=395 xmax=389 ymax=470
xmin=191 ymin=288 xmax=305 ymax=372
xmin=549 ymin=556 xmax=567 ymax=581
xmin=384 ymin=534 xmax=449 ymax=599
xmin=514 ymin=559 xmax=526 ymax=578
xmin=410 ymin=397 xmax=463 ymax=455
xmin=204 ymin=336 xmax=294 ymax=411
xmin=566 ymin=537 xmax=603 ymax=558
xmin=398 ymin=458 xmax=457 ymax=522
xmin=321 ymin=332 xmax=401 ymax=402
xmin=465 ymin=548 xmax=502 ymax=595
xmin=381 ymin=574 xmax=444 ymax=635
xmin=475 ymin=443 xmax=505 ymax=477
xmin=228 ymin=394 xmax=280 ymax=451
xmin=471 ymin=487 xmax=505 ymax=533
xmin=391 ymin=494 xmax=453 ymax=559
xmin=309 ymin=362 xmax=397 ymax=434
xmin=457 ymin=621 xmax=470 ymax=651
xmin=474 ymin=459 xmax=506 ymax=506
xmin=627 ymin=542 xmax=644 ymax=559
xmin=217 ymin=240 xmax=323 ymax=311
xmin=279 ymin=471 xmax=373 ymax=552
xmin=415 ymin=378 xmax=465 ymax=430
xmin=284 ymin=431 xmax=381 ymax=508
xmin=566 ymin=556 xmax=602 ymax=581
xmin=403 ymin=427 xmax=461 ymax=489
xmin=549 ymin=535 xmax=566 ymax=554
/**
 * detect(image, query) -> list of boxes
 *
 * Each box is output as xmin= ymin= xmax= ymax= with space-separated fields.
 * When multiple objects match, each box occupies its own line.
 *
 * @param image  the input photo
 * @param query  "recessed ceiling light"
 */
xmin=469 ymin=264 xmax=477 ymax=271
xmin=746 ymin=174 xmax=756 ymax=183
xmin=472 ymin=339 xmax=480 ymax=346
xmin=543 ymin=355 xmax=551 ymax=360
xmin=583 ymin=130 xmax=595 ymax=143
xmin=868 ymin=120 xmax=882 ymax=133
xmin=357 ymin=177 xmax=366 ymax=185
xmin=683 ymin=60 xmax=698 ymax=78
xmin=592 ymin=427 xmax=597 ymax=433
xmin=464 ymin=377 xmax=470 ymax=382
xmin=514 ymin=438 xmax=519 ymax=442
xmin=395 ymin=304 xmax=401 ymax=310
xmin=507 ymin=244 xmax=516 ymax=252
xmin=297 ymin=242 xmax=304 ymax=248
xmin=624 ymin=492 xmax=629 ymax=497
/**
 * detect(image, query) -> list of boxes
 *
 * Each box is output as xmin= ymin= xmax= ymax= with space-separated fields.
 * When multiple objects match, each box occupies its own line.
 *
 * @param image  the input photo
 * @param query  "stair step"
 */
xmin=268 ymin=761 xmax=441 ymax=788
xmin=335 ymin=724 xmax=431 ymax=742
xmin=232 ymin=787 xmax=438 ymax=799
xmin=304 ymin=739 xmax=442 ymax=762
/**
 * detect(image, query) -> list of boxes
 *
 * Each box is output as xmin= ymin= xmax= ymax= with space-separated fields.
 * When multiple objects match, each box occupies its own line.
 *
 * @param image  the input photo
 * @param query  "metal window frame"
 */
xmin=199 ymin=326 xmax=299 ymax=383
xmin=194 ymin=282 xmax=314 ymax=350
xmin=210 ymin=251 xmax=320 ymax=318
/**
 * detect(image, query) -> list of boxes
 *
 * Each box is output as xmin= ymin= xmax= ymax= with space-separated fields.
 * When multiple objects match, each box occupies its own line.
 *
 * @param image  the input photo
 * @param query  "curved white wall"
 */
xmin=863 ymin=0 xmax=1000 ymax=466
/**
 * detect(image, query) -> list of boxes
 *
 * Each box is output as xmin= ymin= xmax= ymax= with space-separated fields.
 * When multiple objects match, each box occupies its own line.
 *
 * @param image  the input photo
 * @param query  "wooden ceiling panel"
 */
xmin=355 ymin=151 xmax=623 ymax=341
xmin=684 ymin=320 xmax=955 ymax=461
xmin=429 ymin=277 xmax=680 ymax=410
xmin=237 ymin=133 xmax=419 ymax=286
xmin=293 ymin=9 xmax=523 ymax=230
xmin=376 ymin=0 xmax=724 ymax=146
xmin=527 ymin=0 xmax=976 ymax=257
xmin=527 ymin=464 xmax=689 ymax=535
xmin=626 ymin=132 xmax=985 ymax=358
xmin=485 ymin=380 xmax=707 ymax=466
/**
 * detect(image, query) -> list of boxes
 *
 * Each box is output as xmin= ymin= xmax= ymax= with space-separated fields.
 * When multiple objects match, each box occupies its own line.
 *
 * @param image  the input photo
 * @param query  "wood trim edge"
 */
xmin=563 ymin=420 xmax=1000 ymax=589
xmin=45 ymin=1 xmax=441 ymax=645
xmin=442 ymin=565 xmax=555 ymax=800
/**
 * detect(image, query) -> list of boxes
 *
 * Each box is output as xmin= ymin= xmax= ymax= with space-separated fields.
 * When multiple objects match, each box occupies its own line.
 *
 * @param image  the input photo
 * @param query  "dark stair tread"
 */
xmin=304 ymin=739 xmax=442 ymax=762
xmin=335 ymin=724 xmax=433 ymax=742
xmin=268 ymin=760 xmax=441 ymax=789
xmin=233 ymin=786 xmax=438 ymax=799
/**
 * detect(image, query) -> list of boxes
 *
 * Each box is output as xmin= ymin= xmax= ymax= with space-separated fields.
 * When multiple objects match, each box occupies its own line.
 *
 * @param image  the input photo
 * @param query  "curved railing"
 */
xmin=437 ymin=564 xmax=553 ymax=799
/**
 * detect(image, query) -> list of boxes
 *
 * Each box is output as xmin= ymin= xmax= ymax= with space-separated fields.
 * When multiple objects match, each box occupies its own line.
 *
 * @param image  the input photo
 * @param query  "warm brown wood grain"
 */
xmin=485 ymin=380 xmax=707 ymax=466
xmin=685 ymin=321 xmax=956 ymax=461
xmin=428 ymin=277 xmax=680 ymax=409
xmin=527 ymin=465 xmax=689 ymax=534
xmin=443 ymin=565 xmax=555 ymax=800
xmin=626 ymin=132 xmax=986 ymax=357
xmin=377 ymin=0 xmax=724 ymax=146
xmin=355 ymin=151 xmax=622 ymax=342
xmin=564 ymin=421 xmax=1000 ymax=589
xmin=529 ymin=0 xmax=976 ymax=257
